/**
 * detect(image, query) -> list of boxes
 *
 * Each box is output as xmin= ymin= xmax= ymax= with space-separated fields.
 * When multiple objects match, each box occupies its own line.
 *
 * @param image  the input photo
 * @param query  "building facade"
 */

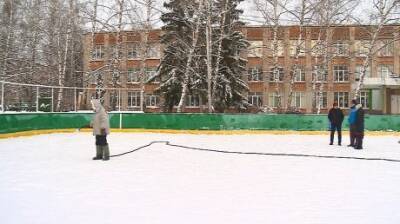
xmin=82 ymin=25 xmax=400 ymax=114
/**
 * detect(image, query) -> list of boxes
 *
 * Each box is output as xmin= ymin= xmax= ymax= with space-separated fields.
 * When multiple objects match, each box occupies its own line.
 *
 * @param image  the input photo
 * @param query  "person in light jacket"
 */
xmin=90 ymin=99 xmax=110 ymax=160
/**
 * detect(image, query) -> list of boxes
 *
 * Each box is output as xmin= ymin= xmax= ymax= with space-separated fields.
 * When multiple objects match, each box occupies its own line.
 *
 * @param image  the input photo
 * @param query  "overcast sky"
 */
xmin=93 ymin=0 xmax=381 ymax=30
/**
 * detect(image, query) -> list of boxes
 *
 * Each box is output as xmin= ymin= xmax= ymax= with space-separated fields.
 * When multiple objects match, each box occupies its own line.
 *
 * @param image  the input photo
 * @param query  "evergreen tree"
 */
xmin=211 ymin=0 xmax=249 ymax=112
xmin=153 ymin=0 xmax=249 ymax=113
xmin=152 ymin=0 xmax=206 ymax=112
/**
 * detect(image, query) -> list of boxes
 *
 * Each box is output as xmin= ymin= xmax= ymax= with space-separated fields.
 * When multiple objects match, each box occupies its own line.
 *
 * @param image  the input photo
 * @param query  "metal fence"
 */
xmin=0 ymin=81 xmax=142 ymax=113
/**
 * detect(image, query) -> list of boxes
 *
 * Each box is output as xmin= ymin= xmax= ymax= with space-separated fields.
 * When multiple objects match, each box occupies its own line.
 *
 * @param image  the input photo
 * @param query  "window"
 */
xmin=377 ymin=65 xmax=393 ymax=78
xmin=91 ymin=45 xmax=104 ymax=60
xmin=378 ymin=40 xmax=394 ymax=56
xmin=145 ymin=67 xmax=159 ymax=82
xmin=334 ymin=92 xmax=349 ymax=108
xmin=128 ymin=91 xmax=141 ymax=107
xmin=317 ymin=92 xmax=328 ymax=109
xmin=248 ymin=92 xmax=263 ymax=107
xmin=359 ymin=91 xmax=369 ymax=108
xmin=146 ymin=94 xmax=159 ymax=107
xmin=294 ymin=66 xmax=305 ymax=82
xmin=354 ymin=40 xmax=371 ymax=57
xmin=333 ymin=65 xmax=349 ymax=82
xmin=332 ymin=41 xmax=348 ymax=56
xmin=311 ymin=40 xmax=324 ymax=56
xmin=109 ymin=92 xmax=121 ymax=110
xmin=269 ymin=67 xmax=284 ymax=82
xmin=355 ymin=66 xmax=371 ymax=81
xmin=248 ymin=67 xmax=262 ymax=81
xmin=111 ymin=45 xmax=123 ymax=59
xmin=313 ymin=65 xmax=328 ymax=82
xmin=291 ymin=92 xmax=305 ymax=108
xmin=270 ymin=40 xmax=285 ymax=57
xmin=127 ymin=44 xmax=140 ymax=59
xmin=268 ymin=92 xmax=280 ymax=108
xmin=248 ymin=41 xmax=263 ymax=57
xmin=127 ymin=68 xmax=140 ymax=83
xmin=146 ymin=44 xmax=160 ymax=58
xmin=186 ymin=94 xmax=200 ymax=107
xmin=289 ymin=40 xmax=306 ymax=56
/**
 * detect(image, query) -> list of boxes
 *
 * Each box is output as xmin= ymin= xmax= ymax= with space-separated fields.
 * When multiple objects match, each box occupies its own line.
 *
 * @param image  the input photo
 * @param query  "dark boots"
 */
xmin=93 ymin=146 xmax=102 ymax=160
xmin=93 ymin=145 xmax=110 ymax=161
xmin=354 ymin=133 xmax=364 ymax=150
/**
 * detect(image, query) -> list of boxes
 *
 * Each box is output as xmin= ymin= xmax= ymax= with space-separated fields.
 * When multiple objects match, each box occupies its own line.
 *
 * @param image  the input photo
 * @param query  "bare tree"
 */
xmin=253 ymin=0 xmax=289 ymax=112
xmin=353 ymin=0 xmax=400 ymax=99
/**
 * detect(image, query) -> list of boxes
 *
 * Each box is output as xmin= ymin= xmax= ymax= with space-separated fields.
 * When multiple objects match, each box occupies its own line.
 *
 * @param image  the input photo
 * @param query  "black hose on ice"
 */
xmin=110 ymin=141 xmax=400 ymax=163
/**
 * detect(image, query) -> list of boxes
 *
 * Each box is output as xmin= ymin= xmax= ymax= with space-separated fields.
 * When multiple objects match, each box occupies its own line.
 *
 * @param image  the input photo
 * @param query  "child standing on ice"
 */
xmin=90 ymin=99 xmax=110 ymax=161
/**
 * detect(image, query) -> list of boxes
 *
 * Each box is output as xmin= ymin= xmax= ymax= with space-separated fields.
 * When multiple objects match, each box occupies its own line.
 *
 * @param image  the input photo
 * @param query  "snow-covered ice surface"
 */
xmin=1 ymin=132 xmax=400 ymax=224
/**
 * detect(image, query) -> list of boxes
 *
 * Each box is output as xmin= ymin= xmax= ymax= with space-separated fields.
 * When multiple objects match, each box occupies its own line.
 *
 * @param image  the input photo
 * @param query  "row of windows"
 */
xmin=111 ymin=93 xmax=202 ymax=108
xmin=89 ymin=68 xmax=159 ymax=84
xmin=248 ymin=92 xmax=369 ymax=109
xmin=105 ymin=91 xmax=369 ymax=109
xmin=247 ymin=65 xmax=394 ymax=82
xmin=248 ymin=40 xmax=395 ymax=57
xmin=91 ymin=44 xmax=160 ymax=60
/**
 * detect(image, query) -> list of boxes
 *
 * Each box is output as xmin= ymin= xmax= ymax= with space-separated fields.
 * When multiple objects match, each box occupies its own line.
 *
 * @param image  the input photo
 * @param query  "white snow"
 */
xmin=1 ymin=132 xmax=400 ymax=224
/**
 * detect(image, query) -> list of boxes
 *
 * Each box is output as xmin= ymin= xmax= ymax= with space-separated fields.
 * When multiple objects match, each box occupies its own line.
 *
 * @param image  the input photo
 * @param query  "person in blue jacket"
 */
xmin=348 ymin=99 xmax=364 ymax=149
xmin=347 ymin=99 xmax=358 ymax=147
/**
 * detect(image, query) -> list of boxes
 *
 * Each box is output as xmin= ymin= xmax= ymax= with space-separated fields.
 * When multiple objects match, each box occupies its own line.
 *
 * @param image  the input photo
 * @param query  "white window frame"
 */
xmin=128 ymin=91 xmax=141 ymax=108
xmin=313 ymin=65 xmax=328 ymax=82
xmin=355 ymin=40 xmax=371 ymax=57
xmin=333 ymin=65 xmax=349 ymax=82
xmin=268 ymin=92 xmax=280 ymax=108
xmin=248 ymin=41 xmax=263 ymax=57
xmin=378 ymin=40 xmax=394 ymax=57
xmin=146 ymin=94 xmax=159 ymax=107
xmin=127 ymin=68 xmax=140 ymax=83
xmin=289 ymin=40 xmax=306 ymax=56
xmin=294 ymin=67 xmax=305 ymax=82
xmin=332 ymin=41 xmax=348 ymax=56
xmin=146 ymin=44 xmax=160 ymax=59
xmin=145 ymin=67 xmax=158 ymax=82
xmin=269 ymin=67 xmax=284 ymax=82
xmin=291 ymin=92 xmax=305 ymax=108
xmin=334 ymin=92 xmax=349 ymax=108
xmin=355 ymin=65 xmax=371 ymax=81
xmin=127 ymin=44 xmax=140 ymax=59
xmin=186 ymin=94 xmax=200 ymax=107
xmin=248 ymin=67 xmax=262 ymax=81
xmin=91 ymin=45 xmax=104 ymax=60
xmin=359 ymin=91 xmax=369 ymax=108
xmin=111 ymin=45 xmax=123 ymax=59
xmin=377 ymin=65 xmax=393 ymax=79
xmin=317 ymin=92 xmax=328 ymax=109
xmin=248 ymin=92 xmax=263 ymax=107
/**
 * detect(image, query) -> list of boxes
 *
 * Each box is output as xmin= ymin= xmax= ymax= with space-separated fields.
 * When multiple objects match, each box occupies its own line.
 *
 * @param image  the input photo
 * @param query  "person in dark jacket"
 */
xmin=347 ymin=99 xmax=358 ymax=147
xmin=354 ymin=102 xmax=365 ymax=149
xmin=328 ymin=102 xmax=344 ymax=145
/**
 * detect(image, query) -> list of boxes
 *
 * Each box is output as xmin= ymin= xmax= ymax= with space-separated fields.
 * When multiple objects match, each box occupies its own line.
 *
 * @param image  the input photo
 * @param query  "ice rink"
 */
xmin=1 ymin=132 xmax=400 ymax=224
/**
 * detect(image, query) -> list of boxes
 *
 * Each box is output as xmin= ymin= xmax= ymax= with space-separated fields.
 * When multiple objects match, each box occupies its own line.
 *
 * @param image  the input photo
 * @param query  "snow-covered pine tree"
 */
xmin=151 ymin=0 xmax=206 ymax=112
xmin=210 ymin=0 xmax=249 ymax=113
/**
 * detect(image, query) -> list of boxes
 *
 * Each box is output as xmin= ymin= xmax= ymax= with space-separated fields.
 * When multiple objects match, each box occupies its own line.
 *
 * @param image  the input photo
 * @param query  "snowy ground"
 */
xmin=1 ymin=132 xmax=400 ymax=224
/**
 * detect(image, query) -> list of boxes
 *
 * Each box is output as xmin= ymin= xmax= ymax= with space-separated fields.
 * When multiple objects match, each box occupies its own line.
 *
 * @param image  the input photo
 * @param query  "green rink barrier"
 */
xmin=1 ymin=113 xmax=400 ymax=134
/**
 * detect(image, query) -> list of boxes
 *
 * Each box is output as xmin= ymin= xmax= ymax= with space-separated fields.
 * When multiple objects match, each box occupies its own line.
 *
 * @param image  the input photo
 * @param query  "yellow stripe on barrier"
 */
xmin=1 ymin=128 xmax=399 ymax=139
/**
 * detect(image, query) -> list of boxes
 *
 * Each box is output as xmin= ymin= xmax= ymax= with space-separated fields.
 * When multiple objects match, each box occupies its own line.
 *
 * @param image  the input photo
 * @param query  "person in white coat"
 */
xmin=90 ymin=99 xmax=110 ymax=161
